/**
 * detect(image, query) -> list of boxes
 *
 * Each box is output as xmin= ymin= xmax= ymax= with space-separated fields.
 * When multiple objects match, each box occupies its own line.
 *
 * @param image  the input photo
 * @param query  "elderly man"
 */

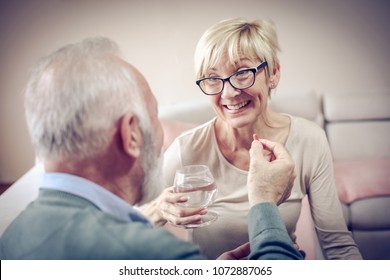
xmin=0 ymin=37 xmax=301 ymax=260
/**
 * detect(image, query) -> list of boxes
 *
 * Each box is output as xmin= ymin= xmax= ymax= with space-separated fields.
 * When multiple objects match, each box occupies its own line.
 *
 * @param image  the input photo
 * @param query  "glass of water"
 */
xmin=173 ymin=165 xmax=218 ymax=228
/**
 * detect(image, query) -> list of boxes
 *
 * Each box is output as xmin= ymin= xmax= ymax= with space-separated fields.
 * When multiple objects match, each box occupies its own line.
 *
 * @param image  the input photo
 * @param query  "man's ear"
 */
xmin=119 ymin=112 xmax=142 ymax=159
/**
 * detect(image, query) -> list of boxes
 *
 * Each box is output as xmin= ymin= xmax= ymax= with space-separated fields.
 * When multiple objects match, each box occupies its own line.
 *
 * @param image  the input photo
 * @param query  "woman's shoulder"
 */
xmin=290 ymin=115 xmax=326 ymax=138
xmin=287 ymin=115 xmax=328 ymax=150
xmin=175 ymin=118 xmax=215 ymax=144
xmin=164 ymin=118 xmax=217 ymax=167
xmin=164 ymin=118 xmax=216 ymax=158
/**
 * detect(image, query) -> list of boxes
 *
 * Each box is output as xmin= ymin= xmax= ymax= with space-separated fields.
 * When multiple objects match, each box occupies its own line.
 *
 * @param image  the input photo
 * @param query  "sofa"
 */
xmin=322 ymin=93 xmax=390 ymax=260
xmin=1 ymin=90 xmax=389 ymax=259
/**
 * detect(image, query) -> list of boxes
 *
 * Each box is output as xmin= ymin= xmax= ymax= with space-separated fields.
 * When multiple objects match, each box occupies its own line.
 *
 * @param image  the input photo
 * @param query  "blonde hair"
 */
xmin=194 ymin=18 xmax=281 ymax=81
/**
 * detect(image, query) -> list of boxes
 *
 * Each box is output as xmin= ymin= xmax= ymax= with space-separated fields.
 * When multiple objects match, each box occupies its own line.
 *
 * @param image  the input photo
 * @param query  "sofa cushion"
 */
xmin=160 ymin=119 xmax=198 ymax=151
xmin=324 ymin=93 xmax=390 ymax=160
xmin=159 ymin=99 xmax=215 ymax=124
xmin=334 ymin=157 xmax=390 ymax=204
xmin=269 ymin=90 xmax=323 ymax=127
xmin=352 ymin=230 xmax=390 ymax=260
xmin=348 ymin=196 xmax=390 ymax=229
xmin=158 ymin=100 xmax=214 ymax=151
xmin=327 ymin=121 xmax=390 ymax=160
xmin=324 ymin=93 xmax=390 ymax=122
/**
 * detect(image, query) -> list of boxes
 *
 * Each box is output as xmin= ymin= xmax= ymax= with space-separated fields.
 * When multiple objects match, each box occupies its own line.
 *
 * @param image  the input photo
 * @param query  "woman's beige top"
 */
xmin=163 ymin=116 xmax=362 ymax=260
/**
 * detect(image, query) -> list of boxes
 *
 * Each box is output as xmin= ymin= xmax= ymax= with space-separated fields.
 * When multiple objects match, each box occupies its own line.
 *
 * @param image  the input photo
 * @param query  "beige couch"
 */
xmin=1 ymin=90 xmax=389 ymax=259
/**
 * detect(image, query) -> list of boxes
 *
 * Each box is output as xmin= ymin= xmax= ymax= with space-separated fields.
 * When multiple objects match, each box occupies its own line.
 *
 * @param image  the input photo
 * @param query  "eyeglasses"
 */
xmin=196 ymin=61 xmax=268 ymax=95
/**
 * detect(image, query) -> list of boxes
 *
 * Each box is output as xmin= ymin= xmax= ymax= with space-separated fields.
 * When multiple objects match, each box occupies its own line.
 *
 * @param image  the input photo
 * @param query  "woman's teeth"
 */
xmin=226 ymin=100 xmax=250 ymax=110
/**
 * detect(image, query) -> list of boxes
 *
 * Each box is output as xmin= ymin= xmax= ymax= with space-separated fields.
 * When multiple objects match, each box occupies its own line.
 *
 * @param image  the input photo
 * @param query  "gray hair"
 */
xmin=24 ymin=37 xmax=150 ymax=160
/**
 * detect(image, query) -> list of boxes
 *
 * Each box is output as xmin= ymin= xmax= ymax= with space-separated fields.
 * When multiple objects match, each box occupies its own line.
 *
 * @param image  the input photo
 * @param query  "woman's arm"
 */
xmin=308 ymin=130 xmax=362 ymax=259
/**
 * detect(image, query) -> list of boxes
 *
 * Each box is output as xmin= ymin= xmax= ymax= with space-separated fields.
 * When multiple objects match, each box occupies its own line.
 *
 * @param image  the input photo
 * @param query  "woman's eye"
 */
xmin=235 ymin=70 xmax=251 ymax=78
xmin=204 ymin=78 xmax=220 ymax=85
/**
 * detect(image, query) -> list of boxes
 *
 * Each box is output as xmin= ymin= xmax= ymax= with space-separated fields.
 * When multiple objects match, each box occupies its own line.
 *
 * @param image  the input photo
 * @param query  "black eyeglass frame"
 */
xmin=195 ymin=61 xmax=268 ymax=96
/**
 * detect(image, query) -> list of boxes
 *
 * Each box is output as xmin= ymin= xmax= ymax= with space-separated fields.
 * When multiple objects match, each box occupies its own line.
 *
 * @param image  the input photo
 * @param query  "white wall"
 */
xmin=0 ymin=0 xmax=389 ymax=182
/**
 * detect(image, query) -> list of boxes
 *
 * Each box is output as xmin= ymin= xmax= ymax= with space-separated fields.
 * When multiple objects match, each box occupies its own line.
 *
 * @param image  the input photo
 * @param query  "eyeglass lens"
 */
xmin=199 ymin=69 xmax=255 ymax=95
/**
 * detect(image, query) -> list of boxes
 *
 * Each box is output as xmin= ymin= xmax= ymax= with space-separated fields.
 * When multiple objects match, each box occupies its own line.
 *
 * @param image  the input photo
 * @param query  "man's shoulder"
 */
xmin=101 ymin=220 xmax=203 ymax=259
xmin=0 ymin=198 xmax=203 ymax=260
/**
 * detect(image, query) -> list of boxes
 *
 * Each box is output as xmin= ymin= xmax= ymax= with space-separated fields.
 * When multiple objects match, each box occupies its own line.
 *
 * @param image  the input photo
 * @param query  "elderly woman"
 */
xmin=150 ymin=18 xmax=362 ymax=260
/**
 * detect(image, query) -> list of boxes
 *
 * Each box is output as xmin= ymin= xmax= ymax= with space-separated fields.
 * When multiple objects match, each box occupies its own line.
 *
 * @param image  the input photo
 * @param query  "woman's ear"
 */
xmin=269 ymin=63 xmax=281 ymax=89
xmin=119 ymin=112 xmax=142 ymax=159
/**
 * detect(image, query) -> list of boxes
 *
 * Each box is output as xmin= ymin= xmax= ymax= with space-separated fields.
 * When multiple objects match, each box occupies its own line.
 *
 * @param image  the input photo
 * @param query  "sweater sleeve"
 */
xmin=306 ymin=128 xmax=362 ymax=259
xmin=248 ymin=203 xmax=303 ymax=260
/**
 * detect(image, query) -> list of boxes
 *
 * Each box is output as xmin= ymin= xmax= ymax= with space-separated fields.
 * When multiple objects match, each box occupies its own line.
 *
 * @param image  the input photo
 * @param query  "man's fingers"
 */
xmin=217 ymin=242 xmax=251 ymax=260
xmin=259 ymin=138 xmax=289 ymax=160
xmin=250 ymin=138 xmax=265 ymax=160
xmin=229 ymin=242 xmax=251 ymax=259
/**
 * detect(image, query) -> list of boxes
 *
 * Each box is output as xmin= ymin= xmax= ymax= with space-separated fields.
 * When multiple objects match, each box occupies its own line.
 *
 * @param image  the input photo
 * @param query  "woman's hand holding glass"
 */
xmin=157 ymin=186 xmax=208 ymax=226
xmin=158 ymin=165 xmax=217 ymax=228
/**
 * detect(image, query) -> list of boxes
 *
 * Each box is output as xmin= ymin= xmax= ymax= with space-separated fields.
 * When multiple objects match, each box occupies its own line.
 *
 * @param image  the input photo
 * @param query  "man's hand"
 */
xmin=217 ymin=242 xmax=251 ymax=260
xmin=247 ymin=135 xmax=296 ymax=207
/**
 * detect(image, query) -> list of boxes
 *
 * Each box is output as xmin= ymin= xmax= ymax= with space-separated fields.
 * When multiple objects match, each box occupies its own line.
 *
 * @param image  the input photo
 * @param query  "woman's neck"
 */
xmin=213 ymin=109 xmax=290 ymax=171
xmin=215 ymin=109 xmax=290 ymax=151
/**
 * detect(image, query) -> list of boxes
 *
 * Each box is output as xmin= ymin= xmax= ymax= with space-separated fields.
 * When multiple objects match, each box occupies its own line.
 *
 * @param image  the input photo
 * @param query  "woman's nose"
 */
xmin=220 ymin=81 xmax=240 ymax=98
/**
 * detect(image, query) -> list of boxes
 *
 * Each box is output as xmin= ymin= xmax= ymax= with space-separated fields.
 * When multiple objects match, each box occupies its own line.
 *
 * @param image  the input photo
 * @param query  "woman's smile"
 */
xmin=223 ymin=100 xmax=251 ymax=111
xmin=222 ymin=99 xmax=253 ymax=115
